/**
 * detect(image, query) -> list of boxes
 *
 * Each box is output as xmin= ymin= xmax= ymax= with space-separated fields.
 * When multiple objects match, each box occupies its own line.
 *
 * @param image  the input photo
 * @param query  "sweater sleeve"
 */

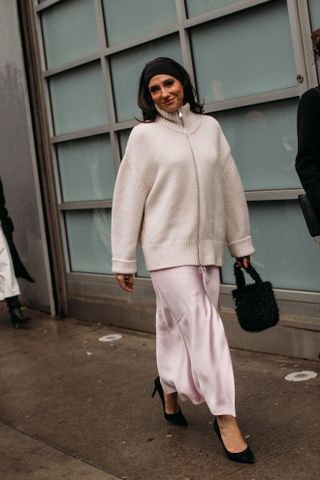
xmin=295 ymin=88 xmax=320 ymax=220
xmin=111 ymin=156 xmax=148 ymax=274
xmin=221 ymin=140 xmax=255 ymax=258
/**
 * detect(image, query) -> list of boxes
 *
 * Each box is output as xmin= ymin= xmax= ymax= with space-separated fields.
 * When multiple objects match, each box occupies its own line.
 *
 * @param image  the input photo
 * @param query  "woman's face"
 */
xmin=148 ymin=74 xmax=184 ymax=113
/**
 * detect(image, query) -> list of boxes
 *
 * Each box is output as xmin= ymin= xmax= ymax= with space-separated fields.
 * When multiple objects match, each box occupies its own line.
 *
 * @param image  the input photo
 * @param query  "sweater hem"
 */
xmin=143 ymin=240 xmax=225 ymax=271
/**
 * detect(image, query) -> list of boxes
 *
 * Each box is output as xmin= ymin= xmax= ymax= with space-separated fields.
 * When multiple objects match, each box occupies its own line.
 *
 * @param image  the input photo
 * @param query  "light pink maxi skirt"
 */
xmin=150 ymin=265 xmax=236 ymax=417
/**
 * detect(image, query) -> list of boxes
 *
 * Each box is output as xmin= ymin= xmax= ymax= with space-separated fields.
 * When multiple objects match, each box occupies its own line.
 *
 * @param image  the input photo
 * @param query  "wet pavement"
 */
xmin=0 ymin=305 xmax=319 ymax=480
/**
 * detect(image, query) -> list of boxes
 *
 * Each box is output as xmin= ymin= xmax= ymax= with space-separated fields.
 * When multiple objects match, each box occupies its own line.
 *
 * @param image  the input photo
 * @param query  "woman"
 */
xmin=111 ymin=57 xmax=255 ymax=464
xmin=0 ymin=177 xmax=33 ymax=328
xmin=296 ymin=29 xmax=320 ymax=222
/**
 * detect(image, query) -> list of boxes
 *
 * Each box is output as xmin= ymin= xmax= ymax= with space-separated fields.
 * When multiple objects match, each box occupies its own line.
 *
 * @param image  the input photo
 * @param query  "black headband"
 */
xmin=143 ymin=60 xmax=184 ymax=86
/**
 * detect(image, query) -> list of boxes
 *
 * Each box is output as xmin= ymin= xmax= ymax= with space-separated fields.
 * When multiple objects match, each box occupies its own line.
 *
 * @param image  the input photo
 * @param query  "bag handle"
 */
xmin=233 ymin=263 xmax=262 ymax=289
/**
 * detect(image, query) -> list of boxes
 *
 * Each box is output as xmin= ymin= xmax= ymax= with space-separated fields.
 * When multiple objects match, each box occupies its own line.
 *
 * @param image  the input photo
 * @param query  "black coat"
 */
xmin=296 ymin=87 xmax=320 ymax=220
xmin=0 ymin=179 xmax=34 ymax=283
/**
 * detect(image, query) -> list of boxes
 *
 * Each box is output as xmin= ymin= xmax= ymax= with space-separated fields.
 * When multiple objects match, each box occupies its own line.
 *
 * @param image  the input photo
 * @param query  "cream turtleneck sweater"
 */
xmin=111 ymin=103 xmax=254 ymax=273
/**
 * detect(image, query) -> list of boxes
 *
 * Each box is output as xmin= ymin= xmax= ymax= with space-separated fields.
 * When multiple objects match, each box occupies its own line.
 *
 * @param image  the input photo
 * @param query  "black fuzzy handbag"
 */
xmin=232 ymin=263 xmax=279 ymax=332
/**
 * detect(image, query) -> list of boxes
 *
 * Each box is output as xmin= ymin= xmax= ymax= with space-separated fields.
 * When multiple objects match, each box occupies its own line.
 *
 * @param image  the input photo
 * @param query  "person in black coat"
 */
xmin=296 ymin=29 xmax=320 ymax=222
xmin=0 ymin=177 xmax=34 ymax=328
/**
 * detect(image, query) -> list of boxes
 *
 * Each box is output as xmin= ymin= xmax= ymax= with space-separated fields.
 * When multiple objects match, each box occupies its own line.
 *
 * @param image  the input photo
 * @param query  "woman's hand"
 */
xmin=115 ymin=274 xmax=134 ymax=293
xmin=235 ymin=256 xmax=250 ymax=269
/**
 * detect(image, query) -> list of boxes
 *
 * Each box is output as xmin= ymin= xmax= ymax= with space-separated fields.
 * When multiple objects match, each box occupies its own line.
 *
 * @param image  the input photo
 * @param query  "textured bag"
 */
xmin=232 ymin=263 xmax=279 ymax=332
xmin=298 ymin=194 xmax=320 ymax=238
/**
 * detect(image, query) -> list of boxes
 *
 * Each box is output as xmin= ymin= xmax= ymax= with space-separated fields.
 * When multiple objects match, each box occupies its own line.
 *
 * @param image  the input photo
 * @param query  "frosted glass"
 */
xmin=65 ymin=210 xmax=112 ymax=273
xmin=50 ymin=63 xmax=108 ymax=135
xmin=308 ymin=0 xmax=320 ymax=26
xmin=191 ymin=1 xmax=296 ymax=102
xmin=103 ymin=0 xmax=177 ymax=45
xmin=42 ymin=0 xmax=99 ymax=69
xmin=137 ymin=245 xmax=150 ymax=278
xmin=214 ymin=99 xmax=299 ymax=191
xmin=186 ymin=0 xmax=238 ymax=18
xmin=111 ymin=35 xmax=182 ymax=121
xmin=57 ymin=136 xmax=115 ymax=202
xmin=308 ymin=0 xmax=320 ymax=78
xmin=222 ymin=202 xmax=320 ymax=291
xmin=118 ymin=130 xmax=131 ymax=157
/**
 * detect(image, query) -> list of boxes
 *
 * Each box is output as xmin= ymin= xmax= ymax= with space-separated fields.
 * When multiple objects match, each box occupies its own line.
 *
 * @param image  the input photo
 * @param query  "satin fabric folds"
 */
xmin=150 ymin=265 xmax=236 ymax=417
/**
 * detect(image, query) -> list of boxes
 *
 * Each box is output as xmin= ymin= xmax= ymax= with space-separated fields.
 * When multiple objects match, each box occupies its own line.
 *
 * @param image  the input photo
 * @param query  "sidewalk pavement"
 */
xmin=0 ymin=305 xmax=319 ymax=480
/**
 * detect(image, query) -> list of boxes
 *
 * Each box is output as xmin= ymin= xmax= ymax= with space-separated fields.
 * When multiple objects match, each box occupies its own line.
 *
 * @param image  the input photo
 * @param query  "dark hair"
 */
xmin=137 ymin=57 xmax=204 ymax=121
xmin=312 ymin=28 xmax=320 ymax=57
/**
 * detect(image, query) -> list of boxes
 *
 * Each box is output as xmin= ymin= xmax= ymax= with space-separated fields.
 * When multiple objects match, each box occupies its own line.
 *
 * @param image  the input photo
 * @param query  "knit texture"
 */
xmin=111 ymin=104 xmax=254 ymax=273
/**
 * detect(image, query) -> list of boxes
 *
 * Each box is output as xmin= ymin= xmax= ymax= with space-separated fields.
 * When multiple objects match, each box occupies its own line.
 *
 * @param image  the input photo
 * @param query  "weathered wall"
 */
xmin=0 ymin=0 xmax=53 ymax=312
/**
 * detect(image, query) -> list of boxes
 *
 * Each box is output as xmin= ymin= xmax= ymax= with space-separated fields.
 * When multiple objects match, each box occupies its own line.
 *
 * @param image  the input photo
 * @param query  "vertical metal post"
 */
xmin=295 ymin=0 xmax=319 ymax=88
xmin=93 ymin=0 xmax=122 ymax=170
xmin=286 ymin=0 xmax=310 ymax=93
xmin=18 ymin=0 xmax=69 ymax=316
xmin=175 ymin=0 xmax=196 ymax=87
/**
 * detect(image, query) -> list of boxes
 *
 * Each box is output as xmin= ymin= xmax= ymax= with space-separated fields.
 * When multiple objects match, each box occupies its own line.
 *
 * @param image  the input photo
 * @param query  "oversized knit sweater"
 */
xmin=111 ymin=103 xmax=254 ymax=274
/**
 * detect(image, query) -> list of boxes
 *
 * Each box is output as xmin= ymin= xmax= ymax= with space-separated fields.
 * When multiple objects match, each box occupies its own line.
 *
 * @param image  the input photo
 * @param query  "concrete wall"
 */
xmin=0 ymin=1 xmax=53 ymax=312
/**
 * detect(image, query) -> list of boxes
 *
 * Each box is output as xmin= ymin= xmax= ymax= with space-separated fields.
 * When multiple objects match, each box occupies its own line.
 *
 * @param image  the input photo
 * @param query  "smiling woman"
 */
xmin=111 ymin=57 xmax=256 ymax=465
xmin=148 ymin=75 xmax=184 ymax=113
xmin=137 ymin=57 xmax=203 ymax=121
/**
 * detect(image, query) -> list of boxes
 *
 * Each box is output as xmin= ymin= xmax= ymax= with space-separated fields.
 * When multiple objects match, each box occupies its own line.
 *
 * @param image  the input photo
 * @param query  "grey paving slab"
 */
xmin=0 ymin=424 xmax=120 ymax=480
xmin=0 ymin=305 xmax=319 ymax=480
xmin=225 ymin=434 xmax=320 ymax=480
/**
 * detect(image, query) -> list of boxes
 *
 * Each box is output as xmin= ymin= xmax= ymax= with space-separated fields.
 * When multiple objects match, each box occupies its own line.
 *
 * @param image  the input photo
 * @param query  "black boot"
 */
xmin=6 ymin=296 xmax=30 ymax=329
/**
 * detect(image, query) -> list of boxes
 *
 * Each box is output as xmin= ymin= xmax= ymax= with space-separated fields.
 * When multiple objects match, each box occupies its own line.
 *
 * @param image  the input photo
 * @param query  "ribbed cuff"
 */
xmin=112 ymin=258 xmax=137 ymax=274
xmin=227 ymin=236 xmax=255 ymax=258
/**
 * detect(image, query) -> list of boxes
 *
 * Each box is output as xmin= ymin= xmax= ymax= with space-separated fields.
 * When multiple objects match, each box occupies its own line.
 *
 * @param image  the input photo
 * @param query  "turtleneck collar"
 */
xmin=155 ymin=103 xmax=201 ymax=134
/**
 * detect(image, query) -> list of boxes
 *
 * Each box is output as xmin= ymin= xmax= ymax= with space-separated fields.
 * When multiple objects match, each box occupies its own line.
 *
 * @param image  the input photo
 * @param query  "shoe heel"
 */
xmin=213 ymin=418 xmax=254 ymax=464
xmin=151 ymin=376 xmax=188 ymax=427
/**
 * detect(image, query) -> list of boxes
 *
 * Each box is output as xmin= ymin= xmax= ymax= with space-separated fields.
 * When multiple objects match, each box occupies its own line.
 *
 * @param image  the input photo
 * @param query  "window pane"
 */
xmin=221 ymin=201 xmax=320 ymax=291
xmin=57 ymin=135 xmax=115 ymax=202
xmin=110 ymin=35 xmax=182 ymax=121
xmin=186 ymin=0 xmax=239 ymax=18
xmin=214 ymin=99 xmax=299 ymax=191
xmin=308 ymin=0 xmax=320 ymax=78
xmin=49 ymin=63 xmax=108 ymax=135
xmin=191 ymin=1 xmax=296 ymax=103
xmin=308 ymin=0 xmax=320 ymax=26
xmin=137 ymin=245 xmax=150 ymax=278
xmin=65 ymin=209 xmax=112 ymax=273
xmin=41 ymin=0 xmax=99 ymax=69
xmin=103 ymin=0 xmax=177 ymax=45
xmin=118 ymin=129 xmax=131 ymax=157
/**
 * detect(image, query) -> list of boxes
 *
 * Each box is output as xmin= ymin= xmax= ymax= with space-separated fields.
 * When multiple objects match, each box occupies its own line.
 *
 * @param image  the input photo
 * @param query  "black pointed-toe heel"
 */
xmin=10 ymin=308 xmax=30 ymax=329
xmin=151 ymin=376 xmax=188 ymax=427
xmin=213 ymin=418 xmax=255 ymax=464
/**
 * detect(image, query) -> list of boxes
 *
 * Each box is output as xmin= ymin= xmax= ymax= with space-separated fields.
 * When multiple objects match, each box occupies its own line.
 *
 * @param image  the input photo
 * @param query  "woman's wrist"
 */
xmin=235 ymin=256 xmax=250 ymax=268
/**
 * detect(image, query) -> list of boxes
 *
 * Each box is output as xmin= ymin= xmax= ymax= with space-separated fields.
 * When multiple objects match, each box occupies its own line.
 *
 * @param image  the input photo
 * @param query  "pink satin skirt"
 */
xmin=150 ymin=265 xmax=235 ymax=417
